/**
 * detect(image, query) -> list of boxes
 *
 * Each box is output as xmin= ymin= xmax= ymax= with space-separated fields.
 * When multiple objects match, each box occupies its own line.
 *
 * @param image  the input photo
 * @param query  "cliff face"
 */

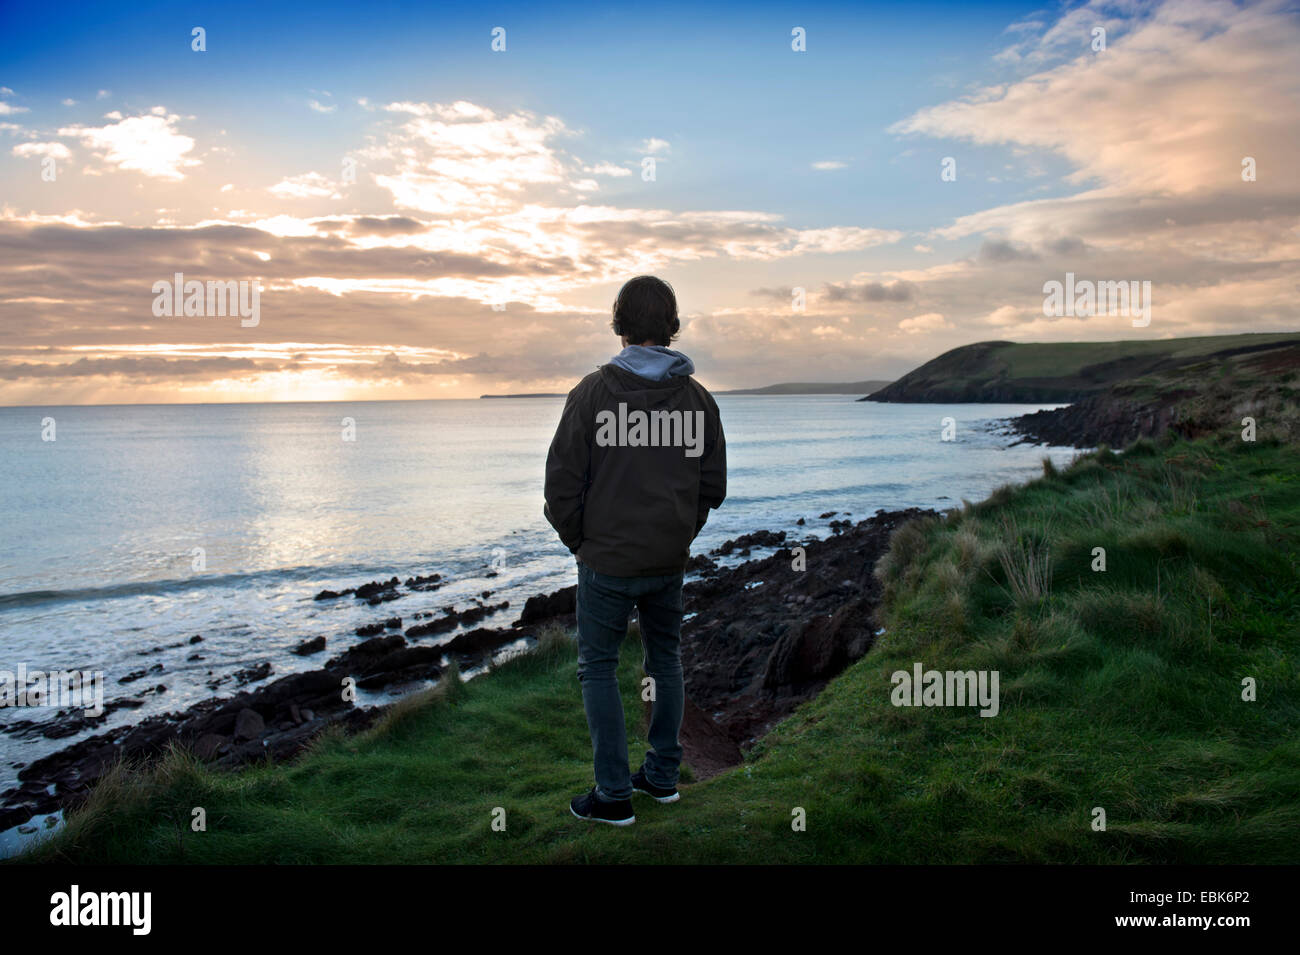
xmin=1011 ymin=342 xmax=1300 ymax=448
xmin=1012 ymin=390 xmax=1185 ymax=448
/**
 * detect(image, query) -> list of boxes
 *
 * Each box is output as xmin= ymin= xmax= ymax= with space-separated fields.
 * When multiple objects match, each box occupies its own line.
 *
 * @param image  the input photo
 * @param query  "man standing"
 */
xmin=544 ymin=276 xmax=727 ymax=826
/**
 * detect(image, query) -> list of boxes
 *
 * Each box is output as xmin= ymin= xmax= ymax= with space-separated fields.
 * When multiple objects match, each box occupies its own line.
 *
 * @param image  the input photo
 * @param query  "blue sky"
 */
xmin=0 ymin=0 xmax=1296 ymax=403
xmin=3 ymin=1 xmax=1062 ymax=226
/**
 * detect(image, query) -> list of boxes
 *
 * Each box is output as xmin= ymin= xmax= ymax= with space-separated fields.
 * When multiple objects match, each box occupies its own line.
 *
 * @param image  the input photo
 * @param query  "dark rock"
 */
xmin=440 ymin=627 xmax=514 ymax=660
xmin=685 ymin=554 xmax=719 ymax=574
xmin=515 ymin=586 xmax=576 ymax=626
xmin=234 ymin=708 xmax=265 ymax=740
xmin=763 ymin=597 xmax=875 ymax=694
xmin=354 ymin=577 xmax=400 ymax=601
xmin=118 ymin=663 xmax=164 ymax=685
xmin=233 ymin=662 xmax=272 ymax=686
xmin=292 ymin=636 xmax=326 ymax=656
xmin=710 ymin=530 xmax=786 ymax=557
xmin=406 ymin=601 xmax=509 ymax=637
xmin=326 ymin=634 xmax=406 ymax=672
xmin=193 ymin=733 xmax=226 ymax=760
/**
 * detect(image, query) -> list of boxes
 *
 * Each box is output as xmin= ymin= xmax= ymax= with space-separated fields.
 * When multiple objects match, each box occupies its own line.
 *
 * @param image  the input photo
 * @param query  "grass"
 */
xmin=13 ymin=432 xmax=1300 ymax=864
xmin=874 ymin=331 xmax=1300 ymax=402
xmin=988 ymin=332 xmax=1300 ymax=380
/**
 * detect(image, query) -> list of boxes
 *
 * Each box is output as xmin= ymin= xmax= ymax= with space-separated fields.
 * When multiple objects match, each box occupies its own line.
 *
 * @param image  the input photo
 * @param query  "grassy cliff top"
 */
xmin=865 ymin=331 xmax=1300 ymax=403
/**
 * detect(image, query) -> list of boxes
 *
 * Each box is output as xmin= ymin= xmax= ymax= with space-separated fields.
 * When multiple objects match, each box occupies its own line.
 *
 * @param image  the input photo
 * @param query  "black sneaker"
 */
xmin=631 ymin=768 xmax=680 ymax=803
xmin=570 ymin=788 xmax=636 ymax=826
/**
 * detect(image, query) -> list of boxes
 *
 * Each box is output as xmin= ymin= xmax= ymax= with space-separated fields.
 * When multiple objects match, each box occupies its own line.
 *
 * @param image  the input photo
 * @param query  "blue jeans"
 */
xmin=575 ymin=560 xmax=686 ymax=802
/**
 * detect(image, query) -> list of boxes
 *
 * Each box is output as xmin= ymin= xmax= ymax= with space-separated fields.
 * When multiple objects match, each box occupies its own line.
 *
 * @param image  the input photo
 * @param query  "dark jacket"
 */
xmin=544 ymin=363 xmax=726 ymax=577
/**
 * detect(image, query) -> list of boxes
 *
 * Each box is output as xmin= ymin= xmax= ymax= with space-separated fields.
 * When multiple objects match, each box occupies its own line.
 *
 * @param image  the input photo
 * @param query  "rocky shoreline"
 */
xmin=679 ymin=509 xmax=935 ymax=749
xmin=0 ymin=507 xmax=933 ymax=836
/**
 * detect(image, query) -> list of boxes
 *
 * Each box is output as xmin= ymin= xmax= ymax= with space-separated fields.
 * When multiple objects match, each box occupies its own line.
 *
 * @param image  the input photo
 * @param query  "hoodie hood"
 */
xmin=599 ymin=348 xmax=695 ymax=414
xmin=608 ymin=345 xmax=695 ymax=382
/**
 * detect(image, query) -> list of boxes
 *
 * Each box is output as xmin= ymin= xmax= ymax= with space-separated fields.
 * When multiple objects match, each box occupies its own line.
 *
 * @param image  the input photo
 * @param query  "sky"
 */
xmin=0 ymin=0 xmax=1297 ymax=404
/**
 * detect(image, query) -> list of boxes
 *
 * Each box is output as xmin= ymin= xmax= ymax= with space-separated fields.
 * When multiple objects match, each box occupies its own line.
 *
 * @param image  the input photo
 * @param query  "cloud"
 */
xmin=977 ymin=239 xmax=1038 ymax=263
xmin=307 ymin=99 xmax=336 ymax=114
xmin=811 ymin=160 xmax=847 ymax=170
xmin=341 ymin=215 xmax=426 ymax=235
xmin=373 ymin=101 xmax=570 ymax=213
xmin=640 ymin=137 xmax=671 ymax=155
xmin=356 ymin=100 xmax=902 ymax=269
xmin=58 ymin=109 xmax=198 ymax=180
xmin=983 ymin=304 xmax=1034 ymax=327
xmin=822 ymin=280 xmax=917 ymax=303
xmin=868 ymin=0 xmax=1300 ymax=347
xmin=895 ymin=0 xmax=1299 ymax=200
xmin=268 ymin=172 xmax=342 ymax=200
xmin=0 ymin=102 xmax=29 ymax=115
xmin=0 ymin=194 xmax=906 ymax=404
xmin=12 ymin=142 xmax=72 ymax=160
xmin=0 ymin=356 xmax=265 ymax=380
xmin=898 ymin=312 xmax=952 ymax=334
xmin=585 ymin=162 xmax=632 ymax=177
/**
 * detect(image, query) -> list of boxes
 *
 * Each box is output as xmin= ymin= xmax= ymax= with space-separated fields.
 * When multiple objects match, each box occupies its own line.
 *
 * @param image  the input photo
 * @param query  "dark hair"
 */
xmin=611 ymin=275 xmax=679 ymax=346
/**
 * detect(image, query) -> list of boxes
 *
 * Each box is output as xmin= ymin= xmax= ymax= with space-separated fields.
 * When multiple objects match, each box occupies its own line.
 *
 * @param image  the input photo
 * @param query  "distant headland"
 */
xmin=479 ymin=393 xmax=566 ymax=399
xmin=480 ymin=380 xmax=892 ymax=398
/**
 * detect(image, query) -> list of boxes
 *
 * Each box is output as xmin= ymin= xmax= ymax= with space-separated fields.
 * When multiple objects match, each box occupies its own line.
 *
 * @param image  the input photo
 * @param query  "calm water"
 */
xmin=0 ymin=395 xmax=1077 ymax=814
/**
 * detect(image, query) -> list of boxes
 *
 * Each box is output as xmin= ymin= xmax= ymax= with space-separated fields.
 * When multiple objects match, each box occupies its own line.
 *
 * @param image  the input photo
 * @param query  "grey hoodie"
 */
xmin=609 ymin=344 xmax=695 ymax=381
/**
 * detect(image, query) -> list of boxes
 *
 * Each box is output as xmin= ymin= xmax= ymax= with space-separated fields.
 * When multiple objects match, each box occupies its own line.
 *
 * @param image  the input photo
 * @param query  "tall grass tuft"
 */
xmin=993 ymin=515 xmax=1053 ymax=606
